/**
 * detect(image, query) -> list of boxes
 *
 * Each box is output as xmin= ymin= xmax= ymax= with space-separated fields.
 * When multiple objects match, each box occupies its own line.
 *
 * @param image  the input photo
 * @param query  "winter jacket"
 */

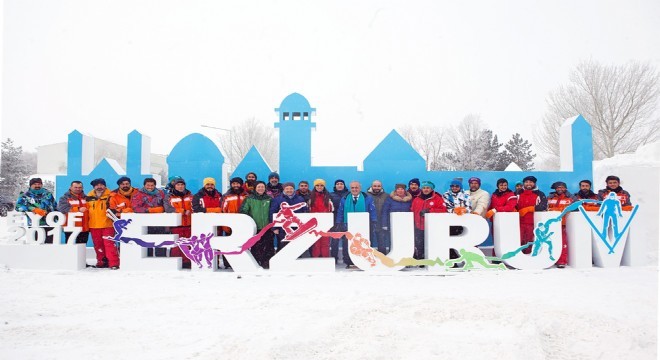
xmin=516 ymin=188 xmax=547 ymax=225
xmin=109 ymin=187 xmax=136 ymax=216
xmin=381 ymin=191 xmax=413 ymax=227
xmin=266 ymin=183 xmax=284 ymax=199
xmin=86 ymin=188 xmax=113 ymax=229
xmin=309 ymin=190 xmax=334 ymax=213
xmin=165 ymin=189 xmax=194 ymax=226
xmin=15 ymin=188 xmax=56 ymax=226
xmin=330 ymin=188 xmax=349 ymax=223
xmin=295 ymin=189 xmax=311 ymax=203
xmin=597 ymin=187 xmax=632 ymax=207
xmin=367 ymin=188 xmax=389 ymax=226
xmin=442 ymin=189 xmax=471 ymax=213
xmin=547 ymin=191 xmax=574 ymax=225
xmin=468 ymin=188 xmax=490 ymax=217
xmin=269 ymin=193 xmax=308 ymax=221
xmin=488 ymin=189 xmax=518 ymax=212
xmin=411 ymin=191 xmax=447 ymax=230
xmin=57 ymin=191 xmax=90 ymax=231
xmin=574 ymin=190 xmax=600 ymax=211
xmin=336 ymin=192 xmax=377 ymax=225
xmin=131 ymin=188 xmax=166 ymax=214
xmin=192 ymin=188 xmax=222 ymax=213
xmin=221 ymin=189 xmax=248 ymax=214
xmin=240 ymin=192 xmax=272 ymax=230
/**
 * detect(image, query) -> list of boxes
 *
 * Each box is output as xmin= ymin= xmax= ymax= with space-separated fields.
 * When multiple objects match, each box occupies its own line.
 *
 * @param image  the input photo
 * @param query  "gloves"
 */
xmin=454 ymin=207 xmax=467 ymax=216
xmin=382 ymin=226 xmax=388 ymax=231
xmin=206 ymin=207 xmax=221 ymax=213
xmin=486 ymin=209 xmax=496 ymax=219
xmin=32 ymin=208 xmax=47 ymax=217
xmin=622 ymin=205 xmax=633 ymax=211
xmin=148 ymin=206 xmax=165 ymax=213
xmin=518 ymin=206 xmax=534 ymax=217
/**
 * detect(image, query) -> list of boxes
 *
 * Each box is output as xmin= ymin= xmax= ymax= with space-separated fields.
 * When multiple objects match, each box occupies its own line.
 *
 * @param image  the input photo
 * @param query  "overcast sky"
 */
xmin=2 ymin=0 xmax=659 ymax=168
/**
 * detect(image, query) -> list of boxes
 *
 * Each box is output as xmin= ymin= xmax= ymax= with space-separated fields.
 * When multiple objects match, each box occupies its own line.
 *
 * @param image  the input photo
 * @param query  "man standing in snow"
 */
xmin=336 ymin=181 xmax=377 ymax=269
xmin=15 ymin=177 xmax=57 ymax=243
xmin=467 ymin=177 xmax=490 ymax=218
xmin=368 ymin=180 xmax=389 ymax=253
xmin=87 ymin=178 xmax=120 ymax=269
xmin=547 ymin=181 xmax=574 ymax=268
xmin=57 ymin=180 xmax=89 ymax=244
xmin=516 ymin=176 xmax=547 ymax=254
xmin=597 ymin=175 xmax=633 ymax=209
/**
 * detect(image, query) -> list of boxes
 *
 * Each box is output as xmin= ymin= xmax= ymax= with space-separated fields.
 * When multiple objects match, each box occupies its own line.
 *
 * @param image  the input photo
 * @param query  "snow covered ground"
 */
xmin=0 ymin=266 xmax=656 ymax=360
xmin=1 ymin=145 xmax=658 ymax=359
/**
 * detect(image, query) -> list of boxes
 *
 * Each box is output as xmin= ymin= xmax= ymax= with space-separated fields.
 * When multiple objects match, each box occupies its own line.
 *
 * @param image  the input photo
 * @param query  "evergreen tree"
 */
xmin=502 ymin=133 xmax=535 ymax=170
xmin=0 ymin=139 xmax=31 ymax=200
xmin=475 ymin=130 xmax=506 ymax=170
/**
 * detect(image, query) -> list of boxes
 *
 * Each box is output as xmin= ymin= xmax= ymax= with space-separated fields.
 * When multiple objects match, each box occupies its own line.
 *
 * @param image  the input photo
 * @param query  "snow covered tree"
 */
xmin=215 ymin=117 xmax=279 ymax=171
xmin=0 ymin=139 xmax=31 ymax=200
xmin=501 ymin=133 xmax=535 ymax=170
xmin=400 ymin=125 xmax=445 ymax=170
xmin=475 ymin=129 xmax=506 ymax=170
xmin=535 ymin=60 xmax=660 ymax=161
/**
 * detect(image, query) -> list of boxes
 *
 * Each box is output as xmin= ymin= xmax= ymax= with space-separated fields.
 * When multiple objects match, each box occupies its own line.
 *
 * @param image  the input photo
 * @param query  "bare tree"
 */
xmin=219 ymin=117 xmax=278 ymax=170
xmin=400 ymin=124 xmax=445 ymax=170
xmin=535 ymin=60 xmax=660 ymax=160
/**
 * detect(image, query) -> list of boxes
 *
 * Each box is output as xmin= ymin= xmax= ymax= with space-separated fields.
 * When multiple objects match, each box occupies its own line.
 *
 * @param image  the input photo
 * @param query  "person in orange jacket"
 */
xmin=165 ymin=177 xmax=194 ymax=268
xmin=573 ymin=179 xmax=600 ymax=211
xmin=86 ymin=178 xmax=120 ymax=269
xmin=56 ymin=180 xmax=90 ymax=244
xmin=547 ymin=181 xmax=574 ymax=268
xmin=597 ymin=175 xmax=633 ymax=210
xmin=109 ymin=176 xmax=136 ymax=218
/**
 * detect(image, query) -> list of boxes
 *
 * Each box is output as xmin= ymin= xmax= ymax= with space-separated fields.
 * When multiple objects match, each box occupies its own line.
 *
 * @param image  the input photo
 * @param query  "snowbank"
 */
xmin=0 ymin=267 xmax=656 ymax=359
xmin=593 ymin=141 xmax=660 ymax=266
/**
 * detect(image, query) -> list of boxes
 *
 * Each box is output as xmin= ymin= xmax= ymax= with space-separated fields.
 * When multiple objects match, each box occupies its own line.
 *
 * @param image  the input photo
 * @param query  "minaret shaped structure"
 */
xmin=274 ymin=93 xmax=316 ymax=180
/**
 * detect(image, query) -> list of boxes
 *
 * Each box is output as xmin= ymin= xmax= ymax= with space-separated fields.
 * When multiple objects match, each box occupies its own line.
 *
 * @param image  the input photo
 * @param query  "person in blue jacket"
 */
xmin=336 ymin=181 xmax=377 ymax=269
xmin=269 ymin=182 xmax=307 ymax=252
xmin=380 ymin=183 xmax=413 ymax=253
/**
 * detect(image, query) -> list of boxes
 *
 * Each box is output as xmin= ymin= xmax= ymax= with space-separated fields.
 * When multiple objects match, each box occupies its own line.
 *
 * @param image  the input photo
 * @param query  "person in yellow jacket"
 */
xmin=87 ymin=178 xmax=120 ymax=269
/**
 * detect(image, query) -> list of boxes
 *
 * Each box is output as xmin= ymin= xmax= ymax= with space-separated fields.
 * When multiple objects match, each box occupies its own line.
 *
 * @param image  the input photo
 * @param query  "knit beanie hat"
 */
xmin=116 ymin=176 xmax=131 ymax=185
xmin=408 ymin=178 xmax=420 ymax=186
xmin=269 ymin=172 xmax=280 ymax=180
xmin=203 ymin=177 xmax=216 ymax=186
xmin=421 ymin=181 xmax=435 ymax=190
xmin=314 ymin=179 xmax=326 ymax=187
xmin=230 ymin=177 xmax=244 ymax=186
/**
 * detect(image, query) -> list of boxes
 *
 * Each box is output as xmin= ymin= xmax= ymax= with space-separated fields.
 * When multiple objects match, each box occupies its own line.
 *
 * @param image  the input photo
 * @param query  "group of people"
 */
xmin=15 ymin=172 xmax=632 ymax=270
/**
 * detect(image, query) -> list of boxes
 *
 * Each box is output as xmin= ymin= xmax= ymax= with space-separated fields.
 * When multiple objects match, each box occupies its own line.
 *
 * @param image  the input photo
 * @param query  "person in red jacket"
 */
xmin=165 ymin=178 xmax=194 ymax=268
xmin=192 ymin=177 xmax=226 ymax=268
xmin=516 ymin=176 xmax=547 ymax=254
xmin=410 ymin=181 xmax=447 ymax=260
xmin=309 ymin=179 xmax=334 ymax=258
xmin=547 ymin=181 xmax=574 ymax=268
xmin=56 ymin=180 xmax=90 ymax=244
xmin=486 ymin=178 xmax=517 ymax=218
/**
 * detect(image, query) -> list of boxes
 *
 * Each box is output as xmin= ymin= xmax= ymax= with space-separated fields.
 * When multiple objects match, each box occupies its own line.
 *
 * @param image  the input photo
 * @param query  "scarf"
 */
xmin=578 ymin=189 xmax=596 ymax=199
xmin=142 ymin=187 xmax=160 ymax=196
xmin=408 ymin=188 xmax=421 ymax=198
xmin=343 ymin=192 xmax=366 ymax=223
xmin=119 ymin=187 xmax=134 ymax=198
xmin=419 ymin=191 xmax=434 ymax=200
xmin=30 ymin=188 xmax=45 ymax=195
xmin=172 ymin=189 xmax=188 ymax=197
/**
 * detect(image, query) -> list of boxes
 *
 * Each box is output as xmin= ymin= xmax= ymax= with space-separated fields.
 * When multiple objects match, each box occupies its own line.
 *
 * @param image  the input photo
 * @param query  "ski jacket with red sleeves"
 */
xmin=411 ymin=191 xmax=447 ymax=230
xmin=488 ymin=189 xmax=517 ymax=213
xmin=516 ymin=188 xmax=547 ymax=225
